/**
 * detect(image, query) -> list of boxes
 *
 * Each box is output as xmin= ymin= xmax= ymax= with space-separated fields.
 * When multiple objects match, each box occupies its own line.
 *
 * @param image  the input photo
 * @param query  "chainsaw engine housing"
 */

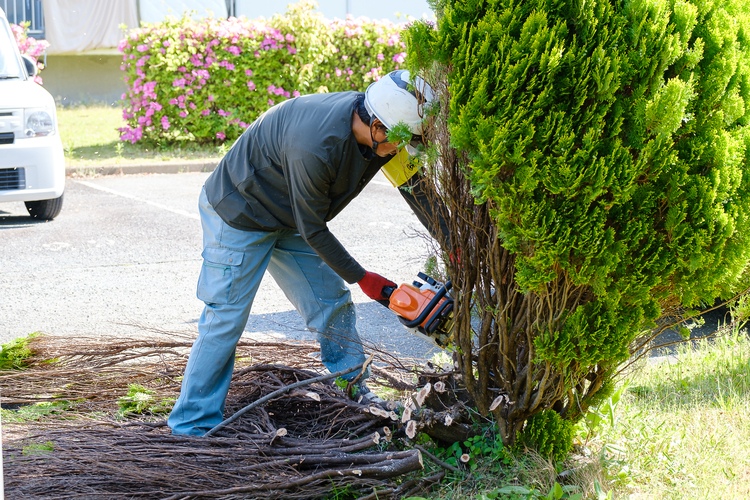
xmin=387 ymin=273 xmax=454 ymax=347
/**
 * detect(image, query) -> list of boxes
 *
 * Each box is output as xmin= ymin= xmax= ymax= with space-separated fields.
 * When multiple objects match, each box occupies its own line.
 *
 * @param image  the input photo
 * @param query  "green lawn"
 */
xmin=596 ymin=333 xmax=750 ymax=499
xmin=57 ymin=104 xmax=223 ymax=167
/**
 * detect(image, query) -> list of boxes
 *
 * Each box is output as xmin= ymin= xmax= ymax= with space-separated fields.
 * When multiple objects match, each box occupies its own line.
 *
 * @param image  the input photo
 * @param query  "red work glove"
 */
xmin=358 ymin=271 xmax=397 ymax=301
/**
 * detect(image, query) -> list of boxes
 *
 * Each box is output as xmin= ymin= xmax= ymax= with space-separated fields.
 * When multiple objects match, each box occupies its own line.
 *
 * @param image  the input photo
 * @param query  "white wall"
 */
xmin=139 ymin=0 xmax=228 ymax=24
xmin=235 ymin=0 xmax=435 ymax=22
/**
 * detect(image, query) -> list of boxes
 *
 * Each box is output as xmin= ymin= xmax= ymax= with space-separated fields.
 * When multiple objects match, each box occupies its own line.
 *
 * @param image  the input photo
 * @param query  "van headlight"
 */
xmin=24 ymin=108 xmax=55 ymax=137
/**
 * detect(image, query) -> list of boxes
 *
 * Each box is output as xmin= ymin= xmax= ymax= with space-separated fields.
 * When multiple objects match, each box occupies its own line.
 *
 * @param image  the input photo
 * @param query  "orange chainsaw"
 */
xmin=381 ymin=273 xmax=454 ymax=348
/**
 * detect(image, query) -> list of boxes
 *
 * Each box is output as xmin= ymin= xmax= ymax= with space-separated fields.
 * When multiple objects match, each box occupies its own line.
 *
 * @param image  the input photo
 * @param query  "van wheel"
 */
xmin=25 ymin=193 xmax=64 ymax=220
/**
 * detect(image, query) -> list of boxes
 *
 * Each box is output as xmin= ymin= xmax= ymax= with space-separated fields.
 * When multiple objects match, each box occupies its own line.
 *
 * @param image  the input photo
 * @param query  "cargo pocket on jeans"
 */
xmin=197 ymin=247 xmax=244 ymax=305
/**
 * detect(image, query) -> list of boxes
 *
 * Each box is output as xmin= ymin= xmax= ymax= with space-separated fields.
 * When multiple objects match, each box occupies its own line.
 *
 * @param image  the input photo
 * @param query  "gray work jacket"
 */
xmin=204 ymin=92 xmax=389 ymax=284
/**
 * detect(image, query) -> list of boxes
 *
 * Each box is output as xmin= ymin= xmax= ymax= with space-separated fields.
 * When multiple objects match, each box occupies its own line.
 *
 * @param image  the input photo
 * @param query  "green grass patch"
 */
xmin=57 ymin=104 xmax=223 ymax=167
xmin=1 ymin=400 xmax=85 ymax=423
xmin=22 ymin=441 xmax=55 ymax=456
xmin=591 ymin=333 xmax=750 ymax=499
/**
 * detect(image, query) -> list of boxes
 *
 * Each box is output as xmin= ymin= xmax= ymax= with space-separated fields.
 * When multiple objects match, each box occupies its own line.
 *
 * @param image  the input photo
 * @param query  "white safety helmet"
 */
xmin=364 ymin=70 xmax=435 ymax=137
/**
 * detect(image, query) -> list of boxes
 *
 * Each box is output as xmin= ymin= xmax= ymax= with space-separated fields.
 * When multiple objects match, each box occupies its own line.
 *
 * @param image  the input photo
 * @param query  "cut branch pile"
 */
xmin=1 ymin=333 xmax=457 ymax=499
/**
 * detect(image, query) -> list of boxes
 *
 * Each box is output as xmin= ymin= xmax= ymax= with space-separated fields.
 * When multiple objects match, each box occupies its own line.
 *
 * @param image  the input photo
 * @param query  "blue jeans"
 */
xmin=168 ymin=187 xmax=368 ymax=436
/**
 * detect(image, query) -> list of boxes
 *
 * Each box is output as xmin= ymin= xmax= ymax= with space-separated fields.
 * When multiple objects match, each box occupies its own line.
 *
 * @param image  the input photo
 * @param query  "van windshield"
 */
xmin=0 ymin=18 xmax=24 ymax=80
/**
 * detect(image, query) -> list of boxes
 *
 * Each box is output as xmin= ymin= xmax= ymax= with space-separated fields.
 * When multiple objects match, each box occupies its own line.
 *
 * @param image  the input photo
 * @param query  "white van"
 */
xmin=0 ymin=7 xmax=64 ymax=220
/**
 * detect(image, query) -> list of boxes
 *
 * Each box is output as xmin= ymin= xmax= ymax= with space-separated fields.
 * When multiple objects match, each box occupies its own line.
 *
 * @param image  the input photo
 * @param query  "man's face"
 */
xmin=371 ymin=123 xmax=399 ymax=157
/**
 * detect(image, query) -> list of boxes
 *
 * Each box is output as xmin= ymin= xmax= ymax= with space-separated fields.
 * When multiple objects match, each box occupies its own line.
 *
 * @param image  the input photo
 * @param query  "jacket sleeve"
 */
xmin=285 ymin=150 xmax=367 ymax=284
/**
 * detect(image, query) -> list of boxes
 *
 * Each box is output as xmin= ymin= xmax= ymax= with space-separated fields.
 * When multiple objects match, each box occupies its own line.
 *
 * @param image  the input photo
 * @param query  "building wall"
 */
xmin=42 ymin=53 xmax=126 ymax=106
xmin=235 ymin=0 xmax=435 ymax=21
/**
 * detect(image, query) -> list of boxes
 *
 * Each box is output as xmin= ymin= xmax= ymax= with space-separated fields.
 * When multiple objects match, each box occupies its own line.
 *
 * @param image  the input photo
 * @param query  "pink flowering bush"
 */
xmin=320 ymin=16 xmax=405 ymax=92
xmin=10 ymin=22 xmax=49 ymax=85
xmin=118 ymin=0 xmax=404 ymax=144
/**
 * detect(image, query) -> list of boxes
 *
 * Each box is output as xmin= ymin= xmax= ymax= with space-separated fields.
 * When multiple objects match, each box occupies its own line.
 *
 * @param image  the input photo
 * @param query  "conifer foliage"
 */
xmin=405 ymin=0 xmax=750 ymax=445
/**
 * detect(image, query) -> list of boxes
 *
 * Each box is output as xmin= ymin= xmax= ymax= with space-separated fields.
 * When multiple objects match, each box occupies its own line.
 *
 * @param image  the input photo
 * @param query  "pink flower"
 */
xmin=201 ymin=109 xmax=210 ymax=115
xmin=169 ymin=98 xmax=178 ymax=105
xmin=226 ymin=45 xmax=241 ymax=55
xmin=364 ymin=40 xmax=371 ymax=47
xmin=268 ymin=99 xmax=274 ymax=106
xmin=161 ymin=116 xmax=170 ymax=130
xmin=216 ymin=132 xmax=226 ymax=140
xmin=179 ymin=111 xmax=188 ymax=118
xmin=208 ymin=95 xmax=215 ymax=102
xmin=189 ymin=102 xmax=197 ymax=109
xmin=163 ymin=40 xmax=170 ymax=47
xmin=173 ymin=78 xmax=186 ymax=88
xmin=245 ymin=69 xmax=253 ymax=77
xmin=293 ymin=90 xmax=300 ymax=97
xmin=247 ymin=80 xmax=256 ymax=91
xmin=285 ymin=33 xmax=295 ymax=42
xmin=335 ymin=68 xmax=342 ymax=77
xmin=287 ymin=46 xmax=296 ymax=55
xmin=377 ymin=53 xmax=384 ymax=60
xmin=136 ymin=44 xmax=149 ymax=52
xmin=274 ymin=87 xmax=284 ymax=96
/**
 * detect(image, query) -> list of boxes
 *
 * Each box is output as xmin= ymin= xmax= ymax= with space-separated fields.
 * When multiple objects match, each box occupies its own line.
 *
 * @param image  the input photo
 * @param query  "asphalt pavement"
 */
xmin=0 ymin=167 xmax=442 ymax=362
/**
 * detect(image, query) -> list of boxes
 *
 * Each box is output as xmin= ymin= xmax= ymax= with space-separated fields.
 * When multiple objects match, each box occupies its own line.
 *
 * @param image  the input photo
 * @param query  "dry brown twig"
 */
xmin=1 ymin=333 xmax=450 ymax=499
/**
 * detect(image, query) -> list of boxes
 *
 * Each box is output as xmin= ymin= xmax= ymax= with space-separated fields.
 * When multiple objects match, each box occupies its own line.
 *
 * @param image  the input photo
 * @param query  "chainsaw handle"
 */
xmin=375 ymin=285 xmax=397 ymax=309
xmin=401 ymin=281 xmax=452 ymax=328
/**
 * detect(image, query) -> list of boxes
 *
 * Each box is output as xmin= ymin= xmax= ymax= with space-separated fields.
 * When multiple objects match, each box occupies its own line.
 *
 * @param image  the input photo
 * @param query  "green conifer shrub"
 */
xmin=404 ymin=0 xmax=750 ymax=446
xmin=516 ymin=409 xmax=574 ymax=462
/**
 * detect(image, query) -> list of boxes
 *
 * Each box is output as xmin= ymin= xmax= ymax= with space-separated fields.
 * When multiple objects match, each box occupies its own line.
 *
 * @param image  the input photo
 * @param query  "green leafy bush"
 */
xmin=404 ymin=0 xmax=750 ymax=445
xmin=516 ymin=410 xmax=574 ymax=462
xmin=118 ymin=0 xmax=405 ymax=144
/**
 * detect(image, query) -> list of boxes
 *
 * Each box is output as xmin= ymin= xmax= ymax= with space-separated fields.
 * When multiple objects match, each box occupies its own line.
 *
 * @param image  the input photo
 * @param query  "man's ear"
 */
xmin=370 ymin=119 xmax=387 ymax=136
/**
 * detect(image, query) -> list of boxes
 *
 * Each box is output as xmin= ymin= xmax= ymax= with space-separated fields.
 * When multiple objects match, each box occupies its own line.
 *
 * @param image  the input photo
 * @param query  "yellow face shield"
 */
xmin=381 ymin=147 xmax=421 ymax=187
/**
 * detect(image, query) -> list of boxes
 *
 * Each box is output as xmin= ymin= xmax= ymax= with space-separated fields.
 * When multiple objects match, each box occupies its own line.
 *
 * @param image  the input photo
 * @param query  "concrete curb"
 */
xmin=65 ymin=159 xmax=219 ymax=177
